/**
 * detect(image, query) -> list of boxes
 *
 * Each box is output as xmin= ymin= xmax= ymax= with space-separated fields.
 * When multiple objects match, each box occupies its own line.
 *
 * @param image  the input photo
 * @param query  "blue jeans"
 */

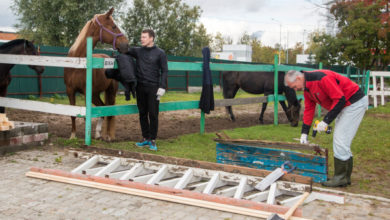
xmin=333 ymin=96 xmax=368 ymax=161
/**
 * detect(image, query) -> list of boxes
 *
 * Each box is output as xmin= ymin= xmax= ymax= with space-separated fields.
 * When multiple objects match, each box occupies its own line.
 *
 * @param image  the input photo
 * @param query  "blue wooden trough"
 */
xmin=215 ymin=139 xmax=328 ymax=183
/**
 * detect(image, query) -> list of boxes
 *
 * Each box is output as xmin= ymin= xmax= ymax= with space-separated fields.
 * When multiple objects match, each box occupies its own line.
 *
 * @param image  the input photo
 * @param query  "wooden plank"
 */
xmin=91 ymin=101 xmax=199 ymax=118
xmin=70 ymin=148 xmax=313 ymax=186
xmin=210 ymin=63 xmax=275 ymax=72
xmin=168 ymin=61 xmax=276 ymax=72
xmin=278 ymin=65 xmax=316 ymax=72
xmin=0 ymin=54 xmax=118 ymax=69
xmin=118 ymin=163 xmax=151 ymax=180
xmin=203 ymin=173 xmax=223 ymax=194
xmin=216 ymin=144 xmax=326 ymax=166
xmin=174 ymin=168 xmax=201 ymax=189
xmin=71 ymin=155 xmax=99 ymax=174
xmin=216 ymin=186 xmax=241 ymax=197
xmin=147 ymin=165 xmax=169 ymax=185
xmin=267 ymin=183 xmax=278 ymax=205
xmin=91 ymin=94 xmax=304 ymax=118
xmin=94 ymin=158 xmax=121 ymax=177
xmin=215 ymin=139 xmax=324 ymax=153
xmin=26 ymin=168 xmax=308 ymax=219
xmin=0 ymin=97 xmax=85 ymax=117
xmin=131 ymin=173 xmax=155 ymax=183
xmin=234 ymin=177 xmax=253 ymax=199
xmin=217 ymin=160 xmax=326 ymax=183
xmin=216 ymin=151 xmax=326 ymax=174
xmin=0 ymin=54 xmax=88 ymax=68
xmin=244 ymin=191 xmax=270 ymax=202
xmin=214 ymin=97 xmax=268 ymax=107
xmin=157 ymin=177 xmax=183 ymax=188
xmin=84 ymin=167 xmax=104 ymax=175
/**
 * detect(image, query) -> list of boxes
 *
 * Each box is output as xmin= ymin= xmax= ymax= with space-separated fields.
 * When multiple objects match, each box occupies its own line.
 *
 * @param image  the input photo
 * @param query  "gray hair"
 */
xmin=284 ymin=70 xmax=303 ymax=86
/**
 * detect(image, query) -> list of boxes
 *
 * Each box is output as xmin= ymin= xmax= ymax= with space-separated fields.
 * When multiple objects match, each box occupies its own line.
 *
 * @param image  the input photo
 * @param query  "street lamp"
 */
xmin=302 ymin=29 xmax=306 ymax=54
xmin=271 ymin=18 xmax=282 ymax=65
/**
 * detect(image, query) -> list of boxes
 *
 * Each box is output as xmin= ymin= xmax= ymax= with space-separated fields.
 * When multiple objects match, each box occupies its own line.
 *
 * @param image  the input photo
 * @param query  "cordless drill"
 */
xmin=312 ymin=120 xmax=332 ymax=137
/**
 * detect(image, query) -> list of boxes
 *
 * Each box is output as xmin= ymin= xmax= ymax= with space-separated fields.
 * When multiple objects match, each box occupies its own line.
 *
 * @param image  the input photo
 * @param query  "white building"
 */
xmin=296 ymin=54 xmax=316 ymax=64
xmin=212 ymin=44 xmax=252 ymax=62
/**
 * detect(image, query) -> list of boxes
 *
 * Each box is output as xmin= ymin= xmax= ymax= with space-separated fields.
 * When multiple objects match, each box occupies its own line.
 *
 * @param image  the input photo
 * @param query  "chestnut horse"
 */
xmin=64 ymin=8 xmax=129 ymax=141
xmin=0 ymin=39 xmax=44 ymax=113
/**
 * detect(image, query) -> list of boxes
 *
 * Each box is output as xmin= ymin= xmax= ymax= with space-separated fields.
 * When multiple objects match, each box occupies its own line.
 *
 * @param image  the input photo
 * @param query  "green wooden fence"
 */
xmin=82 ymin=38 xmax=325 ymax=145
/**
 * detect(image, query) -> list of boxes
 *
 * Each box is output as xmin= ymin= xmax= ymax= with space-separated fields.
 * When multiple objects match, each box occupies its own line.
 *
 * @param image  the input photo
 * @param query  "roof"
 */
xmin=0 ymin=32 xmax=19 ymax=41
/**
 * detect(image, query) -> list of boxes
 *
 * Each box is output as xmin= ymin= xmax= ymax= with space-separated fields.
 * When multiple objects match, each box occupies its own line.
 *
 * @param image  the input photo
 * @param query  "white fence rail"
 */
xmin=0 ymin=97 xmax=86 ymax=117
xmin=369 ymin=71 xmax=390 ymax=107
xmin=0 ymin=54 xmax=116 ymax=69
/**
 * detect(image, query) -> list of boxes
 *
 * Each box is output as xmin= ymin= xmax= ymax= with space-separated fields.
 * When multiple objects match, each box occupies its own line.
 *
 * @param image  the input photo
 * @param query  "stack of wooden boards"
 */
xmin=0 ymin=113 xmax=14 ymax=131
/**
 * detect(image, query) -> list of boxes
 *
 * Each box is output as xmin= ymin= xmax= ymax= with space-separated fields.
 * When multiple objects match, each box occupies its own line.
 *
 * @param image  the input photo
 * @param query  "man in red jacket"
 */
xmin=285 ymin=69 xmax=368 ymax=187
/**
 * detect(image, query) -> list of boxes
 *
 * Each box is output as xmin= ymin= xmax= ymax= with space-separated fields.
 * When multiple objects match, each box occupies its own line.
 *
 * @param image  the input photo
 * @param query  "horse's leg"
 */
xmin=223 ymin=84 xmax=239 ymax=122
xmin=91 ymin=94 xmax=105 ymax=140
xmin=67 ymin=88 xmax=77 ymax=139
xmin=105 ymin=82 xmax=117 ymax=141
xmin=0 ymin=87 xmax=7 ymax=113
xmin=279 ymin=101 xmax=292 ymax=122
xmin=259 ymin=102 xmax=268 ymax=124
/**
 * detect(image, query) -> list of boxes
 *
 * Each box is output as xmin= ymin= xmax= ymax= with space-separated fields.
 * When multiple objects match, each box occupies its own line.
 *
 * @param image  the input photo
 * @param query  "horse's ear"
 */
xmin=106 ymin=7 xmax=114 ymax=18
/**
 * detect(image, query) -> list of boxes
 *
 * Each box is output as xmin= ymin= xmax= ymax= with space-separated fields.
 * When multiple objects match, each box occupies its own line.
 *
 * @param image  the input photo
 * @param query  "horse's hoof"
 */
xmin=259 ymin=120 xmax=264 ymax=124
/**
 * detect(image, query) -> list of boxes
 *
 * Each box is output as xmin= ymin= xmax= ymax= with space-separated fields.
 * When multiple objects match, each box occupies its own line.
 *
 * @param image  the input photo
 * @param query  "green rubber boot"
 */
xmin=322 ymin=157 xmax=348 ymax=187
xmin=346 ymin=157 xmax=353 ymax=185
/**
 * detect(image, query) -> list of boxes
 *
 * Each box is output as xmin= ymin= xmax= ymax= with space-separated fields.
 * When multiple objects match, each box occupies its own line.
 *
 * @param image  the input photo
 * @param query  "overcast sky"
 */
xmin=0 ymin=0 xmax=328 ymax=48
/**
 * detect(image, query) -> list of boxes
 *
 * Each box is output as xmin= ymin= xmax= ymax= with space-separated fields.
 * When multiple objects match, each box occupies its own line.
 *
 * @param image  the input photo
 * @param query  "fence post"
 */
xmin=200 ymin=111 xmax=205 ymax=134
xmin=347 ymin=65 xmax=351 ymax=79
xmin=274 ymin=54 xmax=278 ymax=125
xmin=85 ymin=37 xmax=93 ymax=146
xmin=364 ymin=70 xmax=370 ymax=96
xmin=317 ymin=62 xmax=323 ymax=117
xmin=186 ymin=71 xmax=189 ymax=93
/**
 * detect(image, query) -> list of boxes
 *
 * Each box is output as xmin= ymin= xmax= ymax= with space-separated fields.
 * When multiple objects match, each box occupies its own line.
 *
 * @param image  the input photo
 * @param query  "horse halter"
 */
xmin=94 ymin=17 xmax=124 ymax=50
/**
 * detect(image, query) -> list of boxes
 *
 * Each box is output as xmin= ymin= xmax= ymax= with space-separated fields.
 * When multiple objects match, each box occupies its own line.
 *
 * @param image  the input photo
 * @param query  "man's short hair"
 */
xmin=284 ymin=70 xmax=303 ymax=86
xmin=142 ymin=29 xmax=155 ymax=40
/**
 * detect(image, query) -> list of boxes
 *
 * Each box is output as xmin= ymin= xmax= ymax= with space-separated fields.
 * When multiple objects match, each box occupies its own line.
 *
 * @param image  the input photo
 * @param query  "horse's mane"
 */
xmin=0 ymin=39 xmax=26 ymax=50
xmin=68 ymin=18 xmax=94 ymax=55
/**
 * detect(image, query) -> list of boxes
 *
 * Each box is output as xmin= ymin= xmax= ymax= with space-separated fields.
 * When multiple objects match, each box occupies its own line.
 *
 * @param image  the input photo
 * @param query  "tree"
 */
xmin=121 ymin=0 xmax=211 ymax=57
xmin=287 ymin=42 xmax=304 ymax=64
xmin=238 ymin=31 xmax=251 ymax=45
xmin=12 ymin=0 xmax=125 ymax=47
xmin=312 ymin=1 xmax=390 ymax=70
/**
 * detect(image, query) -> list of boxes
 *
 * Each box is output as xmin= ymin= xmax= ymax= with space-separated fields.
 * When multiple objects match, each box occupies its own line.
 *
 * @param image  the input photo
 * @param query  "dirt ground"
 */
xmin=6 ymin=104 xmax=292 ymax=141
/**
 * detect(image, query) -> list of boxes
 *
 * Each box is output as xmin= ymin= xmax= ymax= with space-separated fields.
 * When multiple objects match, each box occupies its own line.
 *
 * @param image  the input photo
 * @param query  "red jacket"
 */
xmin=302 ymin=70 xmax=363 ymax=133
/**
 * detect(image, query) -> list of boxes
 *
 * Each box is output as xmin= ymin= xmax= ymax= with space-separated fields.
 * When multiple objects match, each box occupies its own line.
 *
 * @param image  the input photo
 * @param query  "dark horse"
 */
xmin=64 ymin=8 xmax=128 ymax=141
xmin=223 ymin=71 xmax=301 ymax=126
xmin=0 ymin=39 xmax=45 ymax=113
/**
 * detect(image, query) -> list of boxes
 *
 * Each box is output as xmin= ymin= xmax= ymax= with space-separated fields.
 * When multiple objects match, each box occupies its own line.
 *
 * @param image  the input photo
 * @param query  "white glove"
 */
xmin=316 ymin=121 xmax=328 ymax=132
xmin=300 ymin=133 xmax=308 ymax=144
xmin=156 ymin=88 xmax=166 ymax=100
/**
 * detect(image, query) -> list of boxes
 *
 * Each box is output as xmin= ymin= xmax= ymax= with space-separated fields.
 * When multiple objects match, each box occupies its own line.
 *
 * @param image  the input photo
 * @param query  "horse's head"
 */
xmin=24 ymin=40 xmax=45 ymax=74
xmin=286 ymin=101 xmax=301 ymax=127
xmin=93 ymin=8 xmax=129 ymax=53
xmin=284 ymin=86 xmax=301 ymax=127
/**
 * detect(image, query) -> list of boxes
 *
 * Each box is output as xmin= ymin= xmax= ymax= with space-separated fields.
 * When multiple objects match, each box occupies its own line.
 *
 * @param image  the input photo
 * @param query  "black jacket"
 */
xmin=126 ymin=46 xmax=168 ymax=89
xmin=199 ymin=47 xmax=214 ymax=114
xmin=105 ymin=54 xmax=137 ymax=101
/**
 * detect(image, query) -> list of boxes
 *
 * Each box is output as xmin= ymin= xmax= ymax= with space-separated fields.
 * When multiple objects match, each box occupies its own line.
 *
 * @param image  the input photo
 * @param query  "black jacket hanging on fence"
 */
xmin=199 ymin=47 xmax=215 ymax=114
xmin=105 ymin=54 xmax=137 ymax=101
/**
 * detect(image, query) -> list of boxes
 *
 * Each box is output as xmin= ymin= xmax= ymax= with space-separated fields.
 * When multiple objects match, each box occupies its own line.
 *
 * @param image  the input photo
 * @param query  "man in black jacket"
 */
xmin=127 ymin=29 xmax=168 ymax=151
